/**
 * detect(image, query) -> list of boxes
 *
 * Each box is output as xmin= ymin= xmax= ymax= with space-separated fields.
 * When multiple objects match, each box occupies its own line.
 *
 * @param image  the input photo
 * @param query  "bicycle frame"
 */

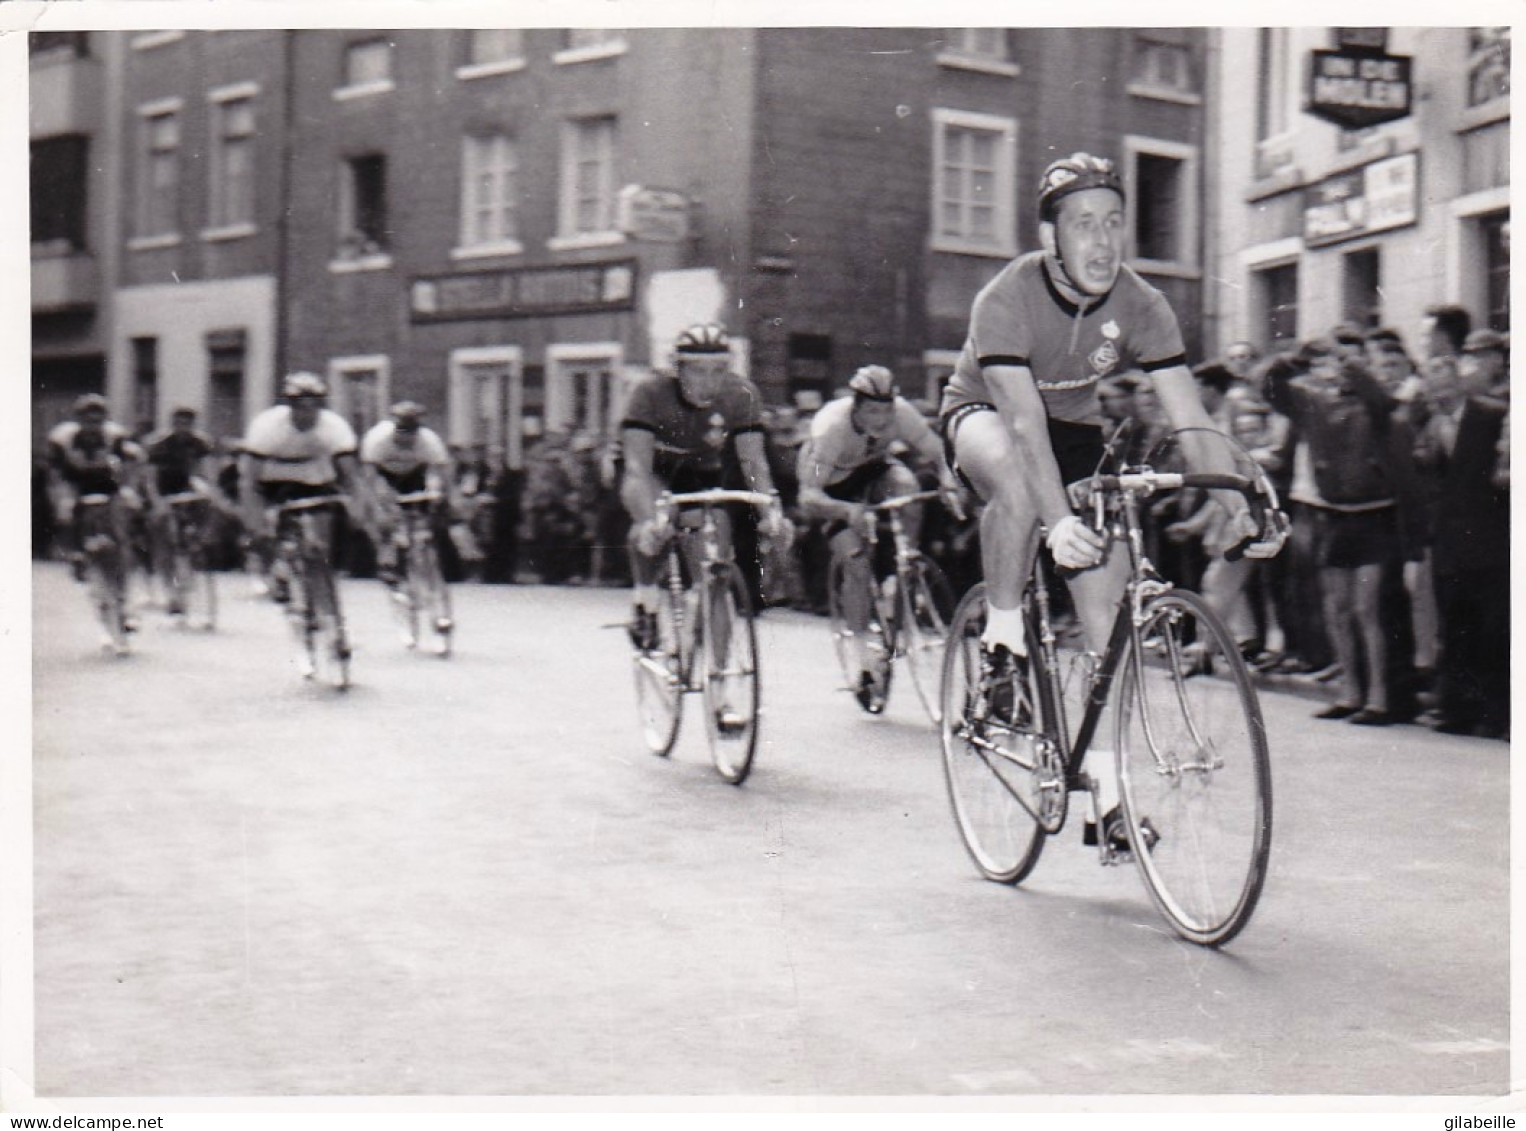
xmin=858 ymin=490 xmax=940 ymax=635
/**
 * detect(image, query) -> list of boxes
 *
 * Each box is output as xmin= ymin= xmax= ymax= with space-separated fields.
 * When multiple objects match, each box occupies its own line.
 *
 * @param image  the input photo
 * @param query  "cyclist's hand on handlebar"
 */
xmin=939 ymin=480 xmax=967 ymax=523
xmin=761 ymin=501 xmax=794 ymax=550
xmin=1229 ymin=506 xmax=1289 ymax=560
xmin=1046 ymin=513 xmax=1106 ymax=571
xmin=118 ymin=486 xmax=144 ymax=511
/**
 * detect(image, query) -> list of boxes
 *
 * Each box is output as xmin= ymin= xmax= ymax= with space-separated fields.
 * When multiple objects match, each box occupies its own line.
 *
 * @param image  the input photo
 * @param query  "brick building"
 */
xmin=32 ymin=26 xmax=1210 ymax=464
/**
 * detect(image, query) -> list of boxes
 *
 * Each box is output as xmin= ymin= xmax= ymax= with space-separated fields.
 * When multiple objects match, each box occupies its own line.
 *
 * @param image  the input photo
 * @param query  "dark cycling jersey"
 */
xmin=941 ymin=251 xmax=1187 ymax=427
xmin=47 ymin=421 xmax=140 ymax=495
xmin=146 ymin=429 xmax=215 ymax=495
xmin=620 ymin=371 xmax=764 ymax=489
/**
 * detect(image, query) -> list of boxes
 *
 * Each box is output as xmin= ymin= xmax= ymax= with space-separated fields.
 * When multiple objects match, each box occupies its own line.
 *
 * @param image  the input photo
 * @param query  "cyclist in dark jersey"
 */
xmin=144 ymin=407 xmax=218 ymax=613
xmin=940 ymin=153 xmax=1282 ymax=849
xmin=620 ymin=323 xmax=789 ymax=649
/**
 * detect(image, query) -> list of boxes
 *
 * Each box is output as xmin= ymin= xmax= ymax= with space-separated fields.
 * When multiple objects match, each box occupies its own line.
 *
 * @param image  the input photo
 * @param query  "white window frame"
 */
xmin=334 ymin=39 xmax=396 ymax=101
xmin=551 ymin=117 xmax=625 ymax=251
xmin=202 ymin=82 xmax=260 ymax=241
xmin=326 ymin=354 xmax=391 ymax=437
xmin=131 ymin=31 xmax=184 ymax=51
xmin=1255 ymin=28 xmax=1296 ymax=171
xmin=1238 ymin=238 xmax=1304 ymax=346
xmin=553 ymin=30 xmax=628 ymax=66
xmin=1127 ymin=32 xmax=1200 ymax=106
xmin=449 ymin=345 xmax=525 ymax=469
xmin=545 ymin=342 xmax=623 ymax=439
xmin=936 ymin=28 xmax=1019 ymax=77
xmin=930 ymin=107 xmax=1017 ymax=259
xmin=1445 ymin=185 xmax=1512 ymax=320
xmin=130 ymin=97 xmax=183 ymax=247
xmin=454 ymin=133 xmax=523 ymax=259
xmin=456 ymin=29 xmax=527 ymax=80
xmin=1123 ymin=134 xmax=1200 ymax=278
xmin=330 ymin=154 xmax=393 ymax=272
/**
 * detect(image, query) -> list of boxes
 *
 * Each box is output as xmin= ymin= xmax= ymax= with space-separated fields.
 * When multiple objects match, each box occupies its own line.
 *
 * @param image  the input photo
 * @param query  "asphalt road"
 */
xmin=27 ymin=562 xmax=1510 ymax=1099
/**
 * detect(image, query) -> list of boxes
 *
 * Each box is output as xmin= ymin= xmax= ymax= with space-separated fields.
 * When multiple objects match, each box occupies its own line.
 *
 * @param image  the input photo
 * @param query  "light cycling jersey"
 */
xmin=942 ymin=251 xmax=1187 ymax=427
xmin=242 ymin=405 xmax=358 ymax=486
xmin=800 ymin=395 xmax=934 ymax=487
xmin=360 ymin=421 xmax=451 ymax=486
xmin=48 ymin=420 xmax=141 ymax=495
xmin=620 ymin=371 xmax=764 ymax=484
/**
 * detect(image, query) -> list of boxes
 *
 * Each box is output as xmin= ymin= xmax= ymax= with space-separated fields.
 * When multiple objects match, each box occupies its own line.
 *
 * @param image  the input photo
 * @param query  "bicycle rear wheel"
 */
xmin=939 ymin=583 xmax=1049 ymax=883
xmin=702 ymin=563 xmax=760 ymax=784
xmin=633 ymin=573 xmax=686 ymax=757
xmin=899 ymin=557 xmax=955 ymax=723
xmin=1115 ymin=589 xmax=1272 ymax=946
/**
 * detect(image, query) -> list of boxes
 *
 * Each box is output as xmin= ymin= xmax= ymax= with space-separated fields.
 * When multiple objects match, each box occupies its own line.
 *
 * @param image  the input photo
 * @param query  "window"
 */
xmin=459 ymin=28 xmax=525 ymax=77
xmin=1256 ymin=29 xmax=1291 ymax=142
xmin=1125 ymin=136 xmax=1199 ymax=271
xmin=546 ymin=345 xmax=621 ymax=439
xmin=556 ymin=29 xmax=627 ymax=62
xmin=450 ymin=346 xmax=525 ymax=466
xmin=1342 ymin=248 xmax=1381 ymax=329
xmin=337 ymin=154 xmax=389 ymax=259
xmin=555 ymin=117 xmax=619 ymax=245
xmin=937 ymin=28 xmax=1018 ymax=74
xmin=931 ymin=108 xmax=1016 ymax=257
xmin=337 ymin=38 xmax=394 ymax=98
xmin=30 ymin=135 xmax=89 ymax=251
xmin=208 ymin=93 xmax=256 ymax=232
xmin=1468 ymin=27 xmax=1510 ymax=108
xmin=458 ymin=134 xmax=520 ymax=253
xmin=1130 ymin=31 xmax=1196 ymax=100
xmin=1255 ymin=262 xmax=1299 ymax=348
xmin=30 ymin=32 xmax=89 ymax=59
xmin=135 ymin=104 xmax=181 ymax=240
xmin=206 ymin=330 xmax=246 ymax=440
xmin=787 ymin=333 xmax=834 ymax=404
xmin=132 ymin=338 xmax=158 ymax=431
xmin=329 ymin=357 xmax=389 ymax=437
xmin=1482 ymin=212 xmax=1510 ymax=332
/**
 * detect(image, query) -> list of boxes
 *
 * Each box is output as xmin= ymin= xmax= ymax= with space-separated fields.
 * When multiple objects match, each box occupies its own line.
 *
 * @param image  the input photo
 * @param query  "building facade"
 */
xmin=1207 ymin=26 xmax=1510 ymax=355
xmin=32 ymin=26 xmax=1211 ymax=461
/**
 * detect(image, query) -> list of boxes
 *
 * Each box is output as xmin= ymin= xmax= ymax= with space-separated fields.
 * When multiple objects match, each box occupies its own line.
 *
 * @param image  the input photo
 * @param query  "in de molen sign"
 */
xmin=1307 ymin=50 xmax=1412 ymax=129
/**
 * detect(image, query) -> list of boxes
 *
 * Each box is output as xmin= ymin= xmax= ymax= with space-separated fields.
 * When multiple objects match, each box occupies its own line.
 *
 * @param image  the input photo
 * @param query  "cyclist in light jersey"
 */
xmin=940 ymin=153 xmax=1281 ymax=850
xmin=47 ymin=394 xmax=146 ymax=611
xmin=238 ymin=372 xmax=368 ymax=600
xmin=359 ymin=401 xmax=458 ymax=587
xmin=798 ymin=365 xmax=961 ymax=707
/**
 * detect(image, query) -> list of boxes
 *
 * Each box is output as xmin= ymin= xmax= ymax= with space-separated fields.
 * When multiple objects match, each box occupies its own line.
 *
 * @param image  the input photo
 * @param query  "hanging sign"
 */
xmin=1307 ymin=47 xmax=1413 ymax=129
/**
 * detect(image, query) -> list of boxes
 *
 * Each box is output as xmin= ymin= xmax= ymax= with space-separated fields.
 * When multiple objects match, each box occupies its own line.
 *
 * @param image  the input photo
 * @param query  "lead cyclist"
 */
xmin=939 ymin=152 xmax=1285 ymax=852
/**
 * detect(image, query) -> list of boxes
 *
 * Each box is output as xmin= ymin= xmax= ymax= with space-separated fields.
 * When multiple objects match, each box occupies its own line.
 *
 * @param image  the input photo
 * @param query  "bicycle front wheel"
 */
xmin=305 ymin=556 xmax=351 ymax=690
xmin=939 ymin=583 xmax=1047 ymax=883
xmin=633 ymin=574 xmax=686 ymax=757
xmin=827 ymin=555 xmax=891 ymax=713
xmin=702 ymin=563 xmax=760 ymax=784
xmin=86 ymin=545 xmax=130 ymax=656
xmin=176 ymin=542 xmax=217 ymax=630
xmin=412 ymin=538 xmax=453 ymax=657
xmin=900 ymin=557 xmax=955 ymax=723
xmin=1115 ymin=589 xmax=1272 ymax=946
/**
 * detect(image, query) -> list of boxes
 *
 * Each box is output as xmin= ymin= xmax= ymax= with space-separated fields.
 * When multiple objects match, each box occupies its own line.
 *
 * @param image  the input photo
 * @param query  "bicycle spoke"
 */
xmin=702 ymin=565 xmax=760 ymax=784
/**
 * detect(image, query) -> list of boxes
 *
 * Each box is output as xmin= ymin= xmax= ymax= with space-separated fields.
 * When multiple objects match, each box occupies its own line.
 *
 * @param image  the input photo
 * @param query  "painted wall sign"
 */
xmin=410 ymin=260 xmax=637 ymax=322
xmin=1302 ymin=152 xmax=1419 ymax=248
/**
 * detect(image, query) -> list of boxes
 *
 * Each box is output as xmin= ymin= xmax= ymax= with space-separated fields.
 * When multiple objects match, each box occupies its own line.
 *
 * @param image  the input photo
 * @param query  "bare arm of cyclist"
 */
xmin=619 ymin=426 xmax=661 ymax=527
xmin=735 ymin=431 xmax=789 ymax=540
xmin=795 ymin=434 xmax=863 ymax=527
xmin=984 ymin=363 xmax=1101 ymax=543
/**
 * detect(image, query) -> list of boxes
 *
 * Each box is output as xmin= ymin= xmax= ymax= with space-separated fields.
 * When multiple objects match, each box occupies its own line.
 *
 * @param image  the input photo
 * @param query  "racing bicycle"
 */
xmin=76 ymin=493 xmax=134 ymax=656
xmin=271 ymin=495 xmax=351 ymax=689
xmin=940 ymin=431 xmax=1284 ymax=946
xmin=630 ymin=488 xmax=780 ymax=784
xmin=159 ymin=491 xmax=218 ymax=630
xmin=386 ymin=490 xmax=454 ymax=657
xmin=827 ymin=490 xmax=956 ymax=721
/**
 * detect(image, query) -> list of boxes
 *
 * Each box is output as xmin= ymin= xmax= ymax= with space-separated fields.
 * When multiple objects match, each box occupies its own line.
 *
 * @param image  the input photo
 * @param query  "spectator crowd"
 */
xmin=32 ymin=305 xmax=1508 ymax=739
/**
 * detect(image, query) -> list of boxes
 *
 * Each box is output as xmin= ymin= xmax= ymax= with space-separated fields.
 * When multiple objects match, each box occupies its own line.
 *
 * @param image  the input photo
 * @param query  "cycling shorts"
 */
xmin=940 ymin=401 xmax=1104 ymax=501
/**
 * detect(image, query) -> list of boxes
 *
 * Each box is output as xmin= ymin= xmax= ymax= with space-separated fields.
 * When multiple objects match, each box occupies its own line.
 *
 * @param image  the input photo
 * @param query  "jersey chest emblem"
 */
xmin=1088 ymin=339 xmax=1120 ymax=378
xmin=704 ymin=411 xmax=727 ymax=450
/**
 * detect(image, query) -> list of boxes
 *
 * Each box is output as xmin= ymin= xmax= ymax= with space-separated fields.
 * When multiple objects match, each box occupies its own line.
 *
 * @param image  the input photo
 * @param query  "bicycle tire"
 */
xmin=174 ymin=534 xmax=217 ymax=631
xmin=899 ymin=557 xmax=955 ymax=723
xmin=939 ymin=582 xmax=1049 ymax=883
xmin=1114 ymin=588 xmax=1272 ymax=946
xmin=412 ymin=536 xmax=453 ymax=657
xmin=86 ymin=545 xmax=130 ymax=656
xmin=304 ymin=552 xmax=351 ymax=690
xmin=702 ymin=563 xmax=760 ymax=784
xmin=633 ymin=562 xmax=686 ymax=757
